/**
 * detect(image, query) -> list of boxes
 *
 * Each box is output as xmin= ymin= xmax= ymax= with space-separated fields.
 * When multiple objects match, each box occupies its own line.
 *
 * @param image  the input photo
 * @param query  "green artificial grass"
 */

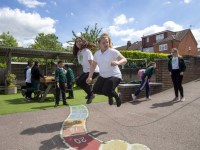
xmin=0 ymin=88 xmax=107 ymax=115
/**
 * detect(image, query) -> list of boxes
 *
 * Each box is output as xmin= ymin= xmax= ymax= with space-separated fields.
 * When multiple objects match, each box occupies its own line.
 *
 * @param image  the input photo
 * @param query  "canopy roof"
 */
xmin=0 ymin=46 xmax=75 ymax=60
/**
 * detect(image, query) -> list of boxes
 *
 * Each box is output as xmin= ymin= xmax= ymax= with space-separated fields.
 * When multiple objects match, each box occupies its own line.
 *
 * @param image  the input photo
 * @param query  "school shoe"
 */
xmin=86 ymin=94 xmax=95 ymax=104
xmin=24 ymin=97 xmax=31 ymax=102
xmin=146 ymin=97 xmax=152 ymax=101
xmin=172 ymin=97 xmax=179 ymax=101
xmin=180 ymin=97 xmax=185 ymax=102
xmin=115 ymin=94 xmax=121 ymax=107
xmin=131 ymin=94 xmax=136 ymax=101
xmin=63 ymin=101 xmax=69 ymax=106
xmin=108 ymin=97 xmax=113 ymax=105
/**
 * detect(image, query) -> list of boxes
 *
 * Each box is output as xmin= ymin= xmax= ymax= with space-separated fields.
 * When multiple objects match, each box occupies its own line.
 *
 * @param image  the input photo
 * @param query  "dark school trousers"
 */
xmin=67 ymin=83 xmax=74 ymax=98
xmin=55 ymin=82 xmax=66 ymax=104
xmin=171 ymin=69 xmax=184 ymax=97
xmin=93 ymin=76 xmax=121 ymax=99
xmin=26 ymin=82 xmax=32 ymax=98
xmin=134 ymin=75 xmax=150 ymax=98
xmin=76 ymin=72 xmax=99 ymax=97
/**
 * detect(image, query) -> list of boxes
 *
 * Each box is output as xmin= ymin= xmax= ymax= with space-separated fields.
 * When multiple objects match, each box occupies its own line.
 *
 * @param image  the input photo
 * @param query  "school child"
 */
xmin=86 ymin=33 xmax=127 ymax=107
xmin=168 ymin=48 xmax=186 ymax=101
xmin=55 ymin=60 xmax=68 ymax=107
xmin=132 ymin=62 xmax=156 ymax=101
xmin=65 ymin=64 xmax=75 ymax=99
xmin=73 ymin=37 xmax=99 ymax=104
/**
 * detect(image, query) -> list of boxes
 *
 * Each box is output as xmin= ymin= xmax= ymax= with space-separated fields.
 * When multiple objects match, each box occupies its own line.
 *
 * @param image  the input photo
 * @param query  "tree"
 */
xmin=0 ymin=32 xmax=18 ymax=47
xmin=69 ymin=23 xmax=102 ymax=46
xmin=31 ymin=33 xmax=64 ymax=51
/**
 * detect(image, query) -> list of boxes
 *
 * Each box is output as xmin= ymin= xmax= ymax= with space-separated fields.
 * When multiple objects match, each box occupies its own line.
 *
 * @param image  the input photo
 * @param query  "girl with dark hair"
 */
xmin=73 ymin=37 xmax=99 ymax=104
xmin=132 ymin=61 xmax=156 ymax=101
xmin=168 ymin=48 xmax=186 ymax=101
xmin=86 ymin=33 xmax=127 ymax=107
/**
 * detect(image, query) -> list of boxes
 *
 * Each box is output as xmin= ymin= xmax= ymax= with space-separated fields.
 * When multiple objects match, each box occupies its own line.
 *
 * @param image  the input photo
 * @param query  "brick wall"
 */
xmin=118 ymin=83 xmax=162 ymax=102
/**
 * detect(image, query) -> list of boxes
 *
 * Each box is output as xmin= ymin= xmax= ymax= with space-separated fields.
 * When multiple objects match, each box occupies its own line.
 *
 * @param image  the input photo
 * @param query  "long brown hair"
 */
xmin=171 ymin=48 xmax=181 ymax=58
xmin=73 ymin=37 xmax=96 ymax=56
xmin=98 ymin=33 xmax=113 ymax=48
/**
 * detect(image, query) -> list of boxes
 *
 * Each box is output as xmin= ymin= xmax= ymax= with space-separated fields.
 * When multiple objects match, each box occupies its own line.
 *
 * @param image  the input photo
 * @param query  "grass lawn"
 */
xmin=0 ymin=88 xmax=107 ymax=115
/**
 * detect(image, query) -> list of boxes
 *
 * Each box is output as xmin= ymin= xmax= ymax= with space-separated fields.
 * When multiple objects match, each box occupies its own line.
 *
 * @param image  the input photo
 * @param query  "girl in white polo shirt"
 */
xmin=73 ymin=37 xmax=99 ymax=104
xmin=86 ymin=33 xmax=127 ymax=107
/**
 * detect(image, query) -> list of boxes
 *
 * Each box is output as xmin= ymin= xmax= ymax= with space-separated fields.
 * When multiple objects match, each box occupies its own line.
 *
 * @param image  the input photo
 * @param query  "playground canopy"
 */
xmin=0 ymin=46 xmax=75 ymax=73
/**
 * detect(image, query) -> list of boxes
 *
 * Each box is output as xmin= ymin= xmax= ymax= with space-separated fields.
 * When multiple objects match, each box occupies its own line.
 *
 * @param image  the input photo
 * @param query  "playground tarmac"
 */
xmin=0 ymin=80 xmax=200 ymax=150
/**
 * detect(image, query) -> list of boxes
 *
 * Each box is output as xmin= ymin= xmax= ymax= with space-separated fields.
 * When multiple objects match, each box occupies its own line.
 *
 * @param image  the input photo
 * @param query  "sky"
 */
xmin=0 ymin=0 xmax=200 ymax=48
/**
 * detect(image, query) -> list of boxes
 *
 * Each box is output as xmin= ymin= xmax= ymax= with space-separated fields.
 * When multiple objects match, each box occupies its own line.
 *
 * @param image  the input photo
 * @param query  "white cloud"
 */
xmin=0 ymin=7 xmax=56 ymax=47
xmin=163 ymin=1 xmax=171 ymax=5
xmin=107 ymin=21 xmax=184 ymax=42
xmin=63 ymin=42 xmax=73 ymax=49
xmin=70 ymin=12 xmax=74 ymax=16
xmin=17 ymin=0 xmax=46 ymax=8
xmin=191 ymin=28 xmax=200 ymax=46
xmin=183 ymin=0 xmax=192 ymax=4
xmin=51 ymin=1 xmax=57 ymax=6
xmin=114 ymin=14 xmax=134 ymax=25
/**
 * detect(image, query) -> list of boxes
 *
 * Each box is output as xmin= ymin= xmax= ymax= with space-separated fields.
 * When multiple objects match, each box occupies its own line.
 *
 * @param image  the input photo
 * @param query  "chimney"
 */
xmin=127 ymin=41 xmax=131 ymax=50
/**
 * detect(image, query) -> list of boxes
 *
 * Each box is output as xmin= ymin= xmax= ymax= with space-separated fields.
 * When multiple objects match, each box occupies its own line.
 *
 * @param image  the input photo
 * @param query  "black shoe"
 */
xmin=108 ymin=97 xmax=113 ymax=105
xmin=115 ymin=96 xmax=121 ymax=107
xmin=86 ymin=94 xmax=95 ymax=104
xmin=63 ymin=102 xmax=69 ymax=106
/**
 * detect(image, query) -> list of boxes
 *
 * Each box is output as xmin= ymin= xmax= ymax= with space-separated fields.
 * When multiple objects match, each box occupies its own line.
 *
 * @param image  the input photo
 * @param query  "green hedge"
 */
xmin=120 ymin=50 xmax=168 ymax=62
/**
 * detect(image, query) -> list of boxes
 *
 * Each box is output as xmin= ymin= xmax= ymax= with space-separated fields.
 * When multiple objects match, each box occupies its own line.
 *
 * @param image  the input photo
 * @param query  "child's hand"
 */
xmin=180 ymin=72 xmax=184 ymax=76
xmin=86 ymin=77 xmax=92 ymax=84
xmin=111 ymin=61 xmax=119 ymax=66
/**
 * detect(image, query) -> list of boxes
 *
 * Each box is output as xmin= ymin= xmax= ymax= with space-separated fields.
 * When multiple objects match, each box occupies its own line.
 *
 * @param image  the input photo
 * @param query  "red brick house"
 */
xmin=142 ymin=29 xmax=198 ymax=56
xmin=116 ymin=29 xmax=198 ymax=56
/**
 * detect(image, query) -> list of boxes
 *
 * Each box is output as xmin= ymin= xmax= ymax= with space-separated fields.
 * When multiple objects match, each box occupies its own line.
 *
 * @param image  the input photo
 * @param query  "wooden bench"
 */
xmin=118 ymin=82 xmax=163 ymax=102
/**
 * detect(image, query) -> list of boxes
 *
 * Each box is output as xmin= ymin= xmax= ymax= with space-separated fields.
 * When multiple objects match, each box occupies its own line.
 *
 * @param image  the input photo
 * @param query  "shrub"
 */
xmin=6 ymin=73 xmax=16 ymax=87
xmin=120 ymin=50 xmax=168 ymax=62
xmin=0 ymin=63 xmax=6 ymax=68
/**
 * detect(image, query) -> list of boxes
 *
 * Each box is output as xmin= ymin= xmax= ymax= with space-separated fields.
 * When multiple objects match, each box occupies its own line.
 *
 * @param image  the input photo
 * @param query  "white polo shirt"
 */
xmin=94 ymin=48 xmax=122 ymax=79
xmin=77 ymin=48 xmax=99 ymax=73
xmin=25 ymin=68 xmax=32 ymax=83
xmin=172 ymin=57 xmax=179 ymax=70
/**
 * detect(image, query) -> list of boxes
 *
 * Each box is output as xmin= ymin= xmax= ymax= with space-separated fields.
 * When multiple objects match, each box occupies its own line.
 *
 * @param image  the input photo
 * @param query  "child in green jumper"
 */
xmin=55 ymin=60 xmax=68 ymax=107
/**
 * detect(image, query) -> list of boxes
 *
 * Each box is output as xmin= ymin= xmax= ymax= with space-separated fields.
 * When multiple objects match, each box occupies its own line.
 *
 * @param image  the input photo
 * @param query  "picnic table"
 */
xmin=39 ymin=76 xmax=56 ymax=101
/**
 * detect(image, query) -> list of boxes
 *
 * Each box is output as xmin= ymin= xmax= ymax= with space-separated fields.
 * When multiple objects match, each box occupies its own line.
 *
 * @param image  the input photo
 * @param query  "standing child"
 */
xmin=132 ymin=62 xmax=156 ymax=101
xmin=65 ymin=64 xmax=75 ymax=99
xmin=55 ymin=60 xmax=68 ymax=107
xmin=73 ymin=37 xmax=99 ymax=104
xmin=168 ymin=48 xmax=186 ymax=101
xmin=86 ymin=33 xmax=127 ymax=107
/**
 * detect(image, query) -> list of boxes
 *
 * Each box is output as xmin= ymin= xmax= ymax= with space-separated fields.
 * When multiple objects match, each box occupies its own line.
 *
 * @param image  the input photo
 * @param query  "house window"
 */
xmin=159 ymin=44 xmax=168 ymax=51
xmin=143 ymin=47 xmax=153 ymax=52
xmin=156 ymin=34 xmax=164 ymax=42
xmin=146 ymin=37 xmax=149 ymax=43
